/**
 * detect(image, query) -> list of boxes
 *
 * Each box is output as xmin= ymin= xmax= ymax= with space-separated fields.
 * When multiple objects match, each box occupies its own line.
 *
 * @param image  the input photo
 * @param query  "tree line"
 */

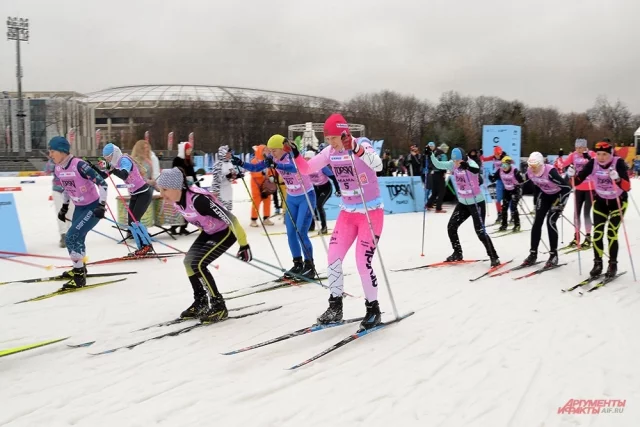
xmin=129 ymin=91 xmax=640 ymax=157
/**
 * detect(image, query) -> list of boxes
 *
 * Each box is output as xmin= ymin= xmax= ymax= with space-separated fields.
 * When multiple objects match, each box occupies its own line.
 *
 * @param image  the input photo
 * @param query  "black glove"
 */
xmin=236 ymin=173 xmax=244 ymax=179
xmin=58 ymin=203 xmax=69 ymax=222
xmin=93 ymin=202 xmax=106 ymax=219
xmin=458 ymin=161 xmax=469 ymax=170
xmin=230 ymin=156 xmax=243 ymax=167
xmin=264 ymin=157 xmax=275 ymax=169
xmin=283 ymin=140 xmax=300 ymax=158
xmin=335 ymin=190 xmax=341 ymax=197
xmin=237 ymin=244 xmax=252 ymax=262
xmin=488 ymin=174 xmax=497 ymax=183
xmin=88 ymin=161 xmax=108 ymax=179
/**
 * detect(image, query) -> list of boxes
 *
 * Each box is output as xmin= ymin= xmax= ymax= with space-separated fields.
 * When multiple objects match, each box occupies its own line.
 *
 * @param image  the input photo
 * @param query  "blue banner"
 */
xmin=482 ymin=125 xmax=521 ymax=174
xmin=321 ymin=176 xmax=425 ymax=221
xmin=193 ymin=155 xmax=204 ymax=171
xmin=0 ymin=193 xmax=27 ymax=257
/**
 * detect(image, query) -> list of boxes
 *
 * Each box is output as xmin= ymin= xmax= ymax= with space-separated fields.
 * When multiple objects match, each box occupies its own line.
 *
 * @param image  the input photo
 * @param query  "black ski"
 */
xmin=131 ymin=302 xmax=266 ymax=332
xmin=488 ymin=261 xmax=544 ymax=278
xmin=561 ymin=275 xmax=601 ymax=292
xmin=512 ymin=263 xmax=567 ymax=281
xmin=222 ymin=317 xmax=364 ymax=355
xmin=579 ymin=272 xmax=627 ymax=295
xmin=287 ymin=312 xmax=415 ymax=370
xmin=88 ymin=306 xmax=282 ymax=355
xmin=0 ymin=271 xmax=137 ymax=286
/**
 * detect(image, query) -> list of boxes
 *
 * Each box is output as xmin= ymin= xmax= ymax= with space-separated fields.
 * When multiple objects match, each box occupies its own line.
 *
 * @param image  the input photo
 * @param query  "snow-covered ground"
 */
xmin=1 ymin=175 xmax=639 ymax=427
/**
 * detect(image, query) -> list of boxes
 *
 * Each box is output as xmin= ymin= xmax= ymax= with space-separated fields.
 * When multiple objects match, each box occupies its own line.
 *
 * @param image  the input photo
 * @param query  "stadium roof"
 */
xmin=83 ymin=84 xmax=339 ymax=109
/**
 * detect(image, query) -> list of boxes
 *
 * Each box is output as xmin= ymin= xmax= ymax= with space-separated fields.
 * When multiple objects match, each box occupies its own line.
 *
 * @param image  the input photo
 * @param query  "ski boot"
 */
xmin=59 ymin=233 xmax=66 ymax=248
xmin=521 ymin=250 xmax=537 ymax=267
xmin=300 ymin=259 xmax=316 ymax=279
xmin=180 ymin=295 xmax=209 ymax=319
xmin=320 ymin=226 xmax=329 ymax=235
xmin=317 ymin=295 xmax=343 ymax=324
xmin=590 ymin=258 xmax=603 ymax=277
xmin=132 ymin=245 xmax=153 ymax=257
xmin=605 ymin=261 xmax=618 ymax=279
xmin=250 ymin=219 xmax=259 ymax=228
xmin=200 ymin=297 xmax=229 ymax=323
xmin=445 ymin=249 xmax=463 ymax=262
xmin=545 ymin=251 xmax=559 ymax=268
xmin=284 ymin=257 xmax=304 ymax=279
xmin=61 ymin=265 xmax=87 ymax=279
xmin=61 ymin=267 xmax=86 ymax=290
xmin=512 ymin=224 xmax=521 ymax=233
xmin=581 ymin=234 xmax=592 ymax=249
xmin=498 ymin=224 xmax=508 ymax=232
xmin=490 ymin=255 xmax=501 ymax=268
xmin=567 ymin=237 xmax=579 ymax=248
xmin=358 ymin=300 xmax=382 ymax=331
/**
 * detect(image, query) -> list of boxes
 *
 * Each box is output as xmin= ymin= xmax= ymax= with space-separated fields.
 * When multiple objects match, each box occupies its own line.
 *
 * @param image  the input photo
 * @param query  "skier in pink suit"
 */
xmin=291 ymin=113 xmax=384 ymax=331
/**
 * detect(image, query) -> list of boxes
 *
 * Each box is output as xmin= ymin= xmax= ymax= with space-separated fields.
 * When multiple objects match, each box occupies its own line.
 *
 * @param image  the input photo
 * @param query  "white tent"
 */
xmin=635 ymin=126 xmax=640 ymax=150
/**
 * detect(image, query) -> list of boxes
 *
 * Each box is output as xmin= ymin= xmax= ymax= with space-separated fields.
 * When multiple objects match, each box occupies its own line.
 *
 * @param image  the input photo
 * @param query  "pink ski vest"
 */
xmin=453 ymin=166 xmax=481 ymax=198
xmin=173 ymin=186 xmax=229 ymax=235
xmin=499 ymin=168 xmax=518 ymax=190
xmin=591 ymin=157 xmax=624 ymax=200
xmin=324 ymin=139 xmax=380 ymax=205
xmin=55 ymin=157 xmax=100 ymax=207
xmin=276 ymin=155 xmax=313 ymax=197
xmin=527 ymin=164 xmax=561 ymax=195
xmin=309 ymin=171 xmax=329 ymax=186
xmin=117 ymin=154 xmax=147 ymax=193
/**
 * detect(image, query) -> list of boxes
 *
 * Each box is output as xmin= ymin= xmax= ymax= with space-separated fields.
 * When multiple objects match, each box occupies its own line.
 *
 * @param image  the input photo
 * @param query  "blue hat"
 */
xmin=48 ymin=136 xmax=70 ymax=154
xmin=451 ymin=147 xmax=465 ymax=161
xmin=427 ymin=141 xmax=436 ymax=148
xmin=102 ymin=143 xmax=115 ymax=157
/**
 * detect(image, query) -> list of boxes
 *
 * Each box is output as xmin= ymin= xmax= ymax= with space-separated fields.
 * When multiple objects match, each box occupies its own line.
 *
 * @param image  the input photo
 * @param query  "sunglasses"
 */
xmin=595 ymin=142 xmax=612 ymax=150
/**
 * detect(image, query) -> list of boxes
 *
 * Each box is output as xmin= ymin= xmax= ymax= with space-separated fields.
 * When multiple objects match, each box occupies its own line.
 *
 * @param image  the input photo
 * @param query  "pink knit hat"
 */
xmin=323 ymin=113 xmax=350 ymax=137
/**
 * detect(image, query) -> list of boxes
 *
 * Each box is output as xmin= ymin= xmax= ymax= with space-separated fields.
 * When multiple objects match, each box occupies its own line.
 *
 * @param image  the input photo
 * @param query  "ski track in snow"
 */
xmin=2 ymin=176 xmax=640 ymax=426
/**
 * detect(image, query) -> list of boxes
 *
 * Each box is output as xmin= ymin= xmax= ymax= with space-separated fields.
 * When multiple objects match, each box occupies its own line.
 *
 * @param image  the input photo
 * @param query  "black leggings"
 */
xmin=184 ymin=228 xmax=236 ymax=300
xmin=501 ymin=188 xmax=521 ymax=227
xmin=531 ymin=192 xmax=561 ymax=253
xmin=314 ymin=182 xmax=333 ymax=228
xmin=592 ymin=196 xmax=627 ymax=262
xmin=574 ymin=190 xmax=593 ymax=233
xmin=128 ymin=187 xmax=153 ymax=226
xmin=448 ymin=201 xmax=498 ymax=258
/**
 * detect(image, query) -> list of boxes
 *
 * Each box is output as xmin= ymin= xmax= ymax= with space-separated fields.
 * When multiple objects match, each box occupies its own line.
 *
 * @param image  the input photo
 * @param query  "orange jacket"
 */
xmin=250 ymin=145 xmax=276 ymax=186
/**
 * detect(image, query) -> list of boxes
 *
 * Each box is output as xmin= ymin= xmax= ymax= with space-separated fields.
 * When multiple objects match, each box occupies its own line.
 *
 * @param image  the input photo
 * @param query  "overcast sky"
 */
xmin=2 ymin=0 xmax=639 ymax=112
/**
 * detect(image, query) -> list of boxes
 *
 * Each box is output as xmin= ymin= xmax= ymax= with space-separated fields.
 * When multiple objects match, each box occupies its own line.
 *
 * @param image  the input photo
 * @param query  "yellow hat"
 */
xmin=267 ymin=134 xmax=285 ymax=149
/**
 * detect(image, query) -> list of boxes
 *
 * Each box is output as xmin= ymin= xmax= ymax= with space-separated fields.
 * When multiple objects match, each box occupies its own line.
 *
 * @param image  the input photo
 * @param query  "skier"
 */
xmin=489 ymin=156 xmax=524 ymax=232
xmin=246 ymin=145 xmax=276 ymax=227
xmin=521 ymin=152 xmax=571 ymax=268
xmin=562 ymin=138 xmax=596 ymax=248
xmin=426 ymin=143 xmax=448 ymax=212
xmin=155 ymin=167 xmax=252 ymax=321
xmin=481 ymin=146 xmax=508 ymax=222
xmin=293 ymin=113 xmax=385 ymax=331
xmin=232 ymin=135 xmax=317 ymax=279
xmin=210 ymin=144 xmax=241 ymax=211
xmin=44 ymin=158 xmax=75 ymax=248
xmin=102 ymin=143 xmax=154 ymax=255
xmin=304 ymin=150 xmax=341 ymax=234
xmin=567 ymin=140 xmax=630 ymax=278
xmin=431 ymin=147 xmax=501 ymax=267
xmin=47 ymin=136 xmax=108 ymax=289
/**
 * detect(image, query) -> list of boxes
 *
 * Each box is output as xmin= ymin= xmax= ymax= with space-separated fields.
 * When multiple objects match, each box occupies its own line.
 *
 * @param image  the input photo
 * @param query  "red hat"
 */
xmin=323 ymin=113 xmax=350 ymax=137
xmin=493 ymin=146 xmax=503 ymax=156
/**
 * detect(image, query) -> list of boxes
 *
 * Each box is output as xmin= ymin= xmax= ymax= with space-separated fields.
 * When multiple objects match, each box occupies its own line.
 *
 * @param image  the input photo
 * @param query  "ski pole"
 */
xmin=237 ymin=165 xmax=284 ymax=270
xmin=0 ymin=257 xmax=53 ymax=270
xmin=571 ymin=178 xmax=582 ymax=275
xmin=347 ymin=151 xmax=399 ymax=320
xmin=613 ymin=183 xmax=637 ymax=281
xmin=0 ymin=250 xmax=68 ymax=260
